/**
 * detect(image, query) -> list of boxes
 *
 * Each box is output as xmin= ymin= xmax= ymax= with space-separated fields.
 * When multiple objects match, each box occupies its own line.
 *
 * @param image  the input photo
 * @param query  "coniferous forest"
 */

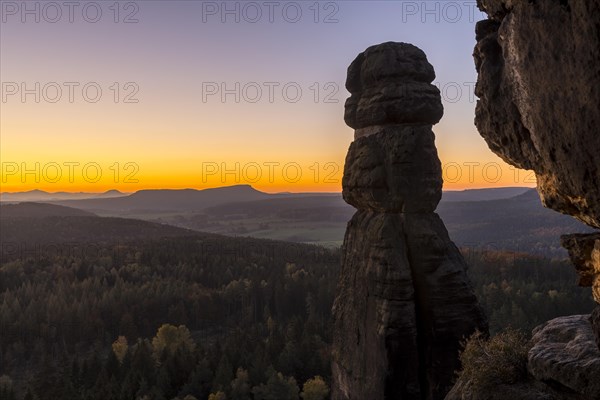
xmin=0 ymin=231 xmax=594 ymax=399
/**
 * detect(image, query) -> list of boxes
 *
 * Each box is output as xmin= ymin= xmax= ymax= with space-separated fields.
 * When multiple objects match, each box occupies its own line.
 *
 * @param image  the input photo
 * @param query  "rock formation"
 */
xmin=446 ymin=0 xmax=600 ymax=398
xmin=331 ymin=42 xmax=488 ymax=400
xmin=562 ymin=233 xmax=600 ymax=348
xmin=474 ymin=0 xmax=600 ymax=346
xmin=446 ymin=315 xmax=600 ymax=400
xmin=474 ymin=0 xmax=600 ymax=230
xmin=528 ymin=315 xmax=600 ymax=399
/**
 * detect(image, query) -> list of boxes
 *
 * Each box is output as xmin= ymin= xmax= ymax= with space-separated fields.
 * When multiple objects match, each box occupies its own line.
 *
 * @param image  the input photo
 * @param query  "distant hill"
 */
xmin=2 ymin=186 xmax=594 ymax=256
xmin=50 ymin=185 xmax=279 ymax=214
xmin=441 ymin=187 xmax=531 ymax=202
xmin=0 ymin=202 xmax=97 ymax=218
xmin=3 ymin=186 xmax=530 ymax=215
xmin=437 ymin=189 xmax=595 ymax=255
xmin=96 ymin=189 xmax=126 ymax=198
xmin=205 ymin=195 xmax=349 ymax=221
xmin=0 ymin=189 xmax=127 ymax=203
xmin=0 ymin=204 xmax=199 ymax=254
xmin=156 ymin=189 xmax=594 ymax=255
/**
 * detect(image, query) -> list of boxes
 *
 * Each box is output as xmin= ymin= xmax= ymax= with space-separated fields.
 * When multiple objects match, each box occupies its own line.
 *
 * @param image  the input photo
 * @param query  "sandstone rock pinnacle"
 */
xmin=331 ymin=42 xmax=488 ymax=400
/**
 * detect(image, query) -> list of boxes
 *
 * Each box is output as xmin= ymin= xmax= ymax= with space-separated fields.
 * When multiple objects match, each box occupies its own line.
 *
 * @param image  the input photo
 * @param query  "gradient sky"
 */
xmin=0 ymin=1 xmax=536 ymax=193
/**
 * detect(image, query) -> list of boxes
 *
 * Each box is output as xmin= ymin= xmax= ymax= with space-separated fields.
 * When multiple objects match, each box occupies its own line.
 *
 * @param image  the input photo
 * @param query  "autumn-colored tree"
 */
xmin=112 ymin=336 xmax=129 ymax=364
xmin=151 ymin=324 xmax=196 ymax=362
xmin=300 ymin=376 xmax=329 ymax=400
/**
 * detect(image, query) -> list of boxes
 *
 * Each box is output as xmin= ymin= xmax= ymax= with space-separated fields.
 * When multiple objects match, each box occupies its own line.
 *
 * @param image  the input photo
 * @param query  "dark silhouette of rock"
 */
xmin=332 ymin=42 xmax=487 ymax=400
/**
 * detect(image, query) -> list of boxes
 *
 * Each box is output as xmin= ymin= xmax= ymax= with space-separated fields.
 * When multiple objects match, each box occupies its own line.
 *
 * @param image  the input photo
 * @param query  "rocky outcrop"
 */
xmin=450 ymin=1 xmax=600 ymax=399
xmin=474 ymin=0 xmax=600 ymax=347
xmin=332 ymin=42 xmax=488 ymax=400
xmin=528 ymin=315 xmax=600 ymax=399
xmin=561 ymin=234 xmax=600 ymax=301
xmin=473 ymin=0 xmax=600 ymax=229
xmin=561 ymin=234 xmax=600 ymax=344
xmin=446 ymin=316 xmax=600 ymax=400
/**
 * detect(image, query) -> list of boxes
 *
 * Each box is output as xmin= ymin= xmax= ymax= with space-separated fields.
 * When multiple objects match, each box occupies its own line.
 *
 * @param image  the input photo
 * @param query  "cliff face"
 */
xmin=331 ymin=42 xmax=488 ymax=400
xmin=448 ymin=0 xmax=600 ymax=398
xmin=475 ymin=0 xmax=600 ymax=344
xmin=474 ymin=0 xmax=600 ymax=229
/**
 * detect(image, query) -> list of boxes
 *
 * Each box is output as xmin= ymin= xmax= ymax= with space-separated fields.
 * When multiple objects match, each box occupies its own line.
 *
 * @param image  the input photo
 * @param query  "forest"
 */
xmin=0 ymin=234 xmax=594 ymax=399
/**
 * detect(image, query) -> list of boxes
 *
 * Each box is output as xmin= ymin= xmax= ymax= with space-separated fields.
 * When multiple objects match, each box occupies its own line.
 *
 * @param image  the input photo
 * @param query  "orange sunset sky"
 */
xmin=0 ymin=1 xmax=536 ymax=193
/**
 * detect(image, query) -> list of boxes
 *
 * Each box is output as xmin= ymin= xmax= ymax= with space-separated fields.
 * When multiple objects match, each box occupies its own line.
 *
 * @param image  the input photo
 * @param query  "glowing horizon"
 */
xmin=1 ymin=1 xmax=536 ymax=194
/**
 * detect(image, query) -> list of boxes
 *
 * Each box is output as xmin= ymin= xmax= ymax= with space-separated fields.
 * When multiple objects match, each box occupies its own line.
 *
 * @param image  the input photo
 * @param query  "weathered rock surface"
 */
xmin=561 ymin=233 xmax=600 ymax=302
xmin=446 ymin=316 xmax=600 ymax=400
xmin=403 ymin=213 xmax=488 ymax=399
xmin=445 ymin=378 xmax=583 ymax=400
xmin=332 ymin=42 xmax=487 ymax=400
xmin=475 ymin=0 xmax=600 ymax=340
xmin=528 ymin=315 xmax=600 ymax=399
xmin=460 ymin=3 xmax=600 ymax=399
xmin=342 ymin=125 xmax=442 ymax=213
xmin=332 ymin=211 xmax=420 ymax=400
xmin=344 ymin=42 xmax=443 ymax=129
xmin=592 ymin=307 xmax=600 ymax=347
xmin=562 ymin=233 xmax=600 ymax=346
xmin=474 ymin=0 xmax=600 ymax=229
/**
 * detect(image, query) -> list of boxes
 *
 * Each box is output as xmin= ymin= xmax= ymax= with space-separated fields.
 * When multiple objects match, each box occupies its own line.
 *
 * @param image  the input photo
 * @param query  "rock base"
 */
xmin=528 ymin=315 xmax=600 ymax=399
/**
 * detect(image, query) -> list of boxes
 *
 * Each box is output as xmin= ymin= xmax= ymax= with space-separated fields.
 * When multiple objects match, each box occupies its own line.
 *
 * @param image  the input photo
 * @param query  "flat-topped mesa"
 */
xmin=332 ymin=42 xmax=487 ymax=400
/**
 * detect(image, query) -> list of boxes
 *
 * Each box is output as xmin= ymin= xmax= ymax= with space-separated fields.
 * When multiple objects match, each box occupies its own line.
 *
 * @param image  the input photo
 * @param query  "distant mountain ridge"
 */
xmin=148 ymin=187 xmax=592 ymax=256
xmin=0 ymin=188 xmax=594 ymax=256
xmin=41 ymin=185 xmax=340 ymax=215
xmin=1 ymin=185 xmax=536 ymax=214
xmin=47 ymin=185 xmax=273 ymax=214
